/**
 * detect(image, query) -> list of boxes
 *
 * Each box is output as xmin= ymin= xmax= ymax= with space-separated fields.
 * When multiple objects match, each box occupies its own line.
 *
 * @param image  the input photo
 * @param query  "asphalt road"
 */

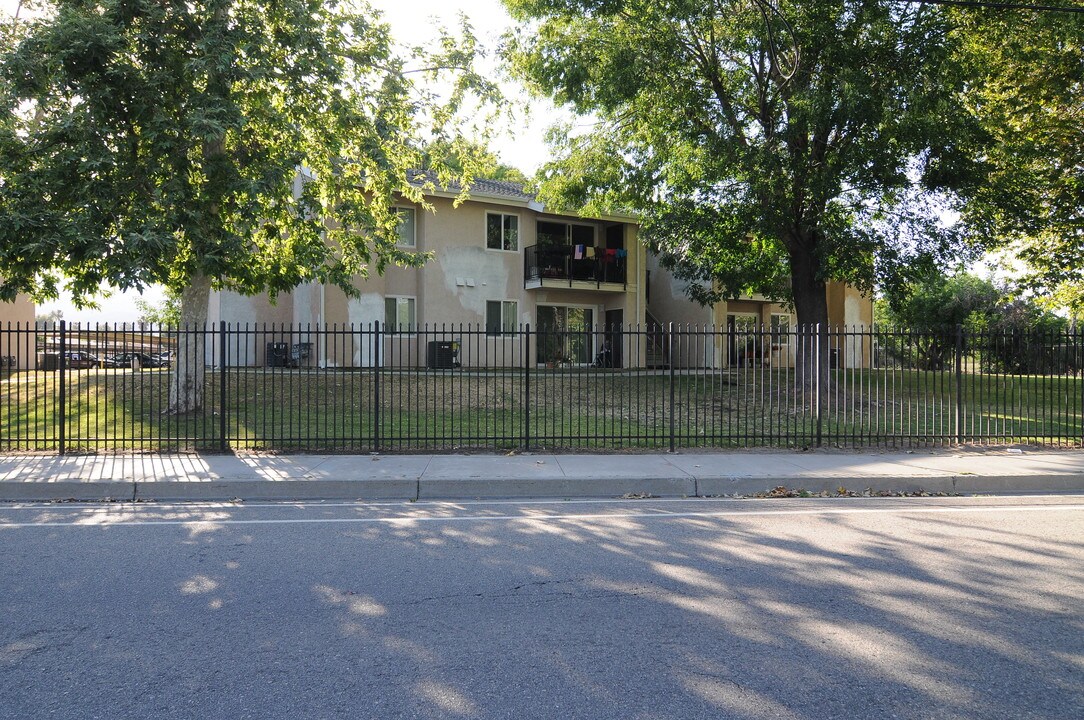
xmin=1 ymin=495 xmax=1082 ymax=720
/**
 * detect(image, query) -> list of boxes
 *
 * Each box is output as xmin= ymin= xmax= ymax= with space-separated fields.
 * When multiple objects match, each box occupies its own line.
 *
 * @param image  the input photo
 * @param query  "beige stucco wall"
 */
xmin=0 ymin=293 xmax=36 ymax=370
xmin=827 ymin=282 xmax=874 ymax=369
xmin=212 ymin=195 xmax=646 ymax=368
xmin=646 ymin=256 xmax=876 ymax=370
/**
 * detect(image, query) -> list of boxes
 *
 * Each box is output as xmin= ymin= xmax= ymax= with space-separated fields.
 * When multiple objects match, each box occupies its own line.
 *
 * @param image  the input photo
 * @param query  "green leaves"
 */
xmin=504 ymin=0 xmax=984 ymax=322
xmin=954 ymin=9 xmax=1083 ymax=298
xmin=0 ymin=0 xmax=501 ymax=304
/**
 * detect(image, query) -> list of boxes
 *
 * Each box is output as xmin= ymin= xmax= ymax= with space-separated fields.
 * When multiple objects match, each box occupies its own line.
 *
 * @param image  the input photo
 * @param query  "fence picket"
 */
xmin=2 ymin=322 xmax=1082 ymax=453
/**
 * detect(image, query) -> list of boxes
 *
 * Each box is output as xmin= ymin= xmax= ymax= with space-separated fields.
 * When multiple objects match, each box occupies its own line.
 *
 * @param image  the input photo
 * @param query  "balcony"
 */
xmin=523 ymin=244 xmax=627 ymax=291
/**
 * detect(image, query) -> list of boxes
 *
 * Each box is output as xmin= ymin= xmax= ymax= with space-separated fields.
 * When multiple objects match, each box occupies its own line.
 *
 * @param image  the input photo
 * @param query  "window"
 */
xmin=384 ymin=297 xmax=416 ymax=334
xmin=770 ymin=313 xmax=791 ymax=345
xmin=536 ymin=221 xmax=594 ymax=247
xmin=486 ymin=300 xmax=518 ymax=336
xmin=537 ymin=305 xmax=594 ymax=364
xmin=395 ymin=207 xmax=416 ymax=247
xmin=486 ymin=213 xmax=519 ymax=251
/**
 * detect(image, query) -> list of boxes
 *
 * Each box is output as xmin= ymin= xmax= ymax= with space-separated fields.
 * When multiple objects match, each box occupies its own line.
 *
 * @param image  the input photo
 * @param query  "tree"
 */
xmin=35 ymin=307 xmax=62 ymax=327
xmin=422 ymin=138 xmax=530 ymax=184
xmin=503 ymin=0 xmax=985 ymax=389
xmin=877 ymin=270 xmax=1071 ymax=373
xmin=876 ymin=270 xmax=999 ymax=370
xmin=0 ymin=0 xmax=500 ymax=412
xmin=955 ymin=8 xmax=1084 ymax=298
xmin=135 ymin=288 xmax=182 ymax=328
xmin=877 ymin=272 xmax=1000 ymax=332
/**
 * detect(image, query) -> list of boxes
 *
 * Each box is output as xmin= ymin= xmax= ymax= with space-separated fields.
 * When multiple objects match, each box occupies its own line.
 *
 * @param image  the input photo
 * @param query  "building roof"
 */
xmin=408 ymin=169 xmax=637 ymax=223
xmin=408 ymin=170 xmax=535 ymax=203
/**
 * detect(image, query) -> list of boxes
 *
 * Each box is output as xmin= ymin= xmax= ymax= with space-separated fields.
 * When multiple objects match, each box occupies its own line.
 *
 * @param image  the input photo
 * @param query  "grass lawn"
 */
xmin=2 ymin=365 xmax=1081 ymax=452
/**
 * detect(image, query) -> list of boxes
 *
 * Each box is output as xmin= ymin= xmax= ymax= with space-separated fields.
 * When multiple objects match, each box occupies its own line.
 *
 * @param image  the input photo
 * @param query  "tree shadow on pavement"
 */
xmin=1 ymin=499 xmax=1081 ymax=720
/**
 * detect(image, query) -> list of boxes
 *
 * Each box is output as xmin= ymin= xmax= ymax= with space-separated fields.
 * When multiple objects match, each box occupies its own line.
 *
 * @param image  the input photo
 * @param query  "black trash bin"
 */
xmin=266 ymin=342 xmax=289 ymax=367
xmin=829 ymin=347 xmax=841 ymax=369
xmin=427 ymin=341 xmax=455 ymax=369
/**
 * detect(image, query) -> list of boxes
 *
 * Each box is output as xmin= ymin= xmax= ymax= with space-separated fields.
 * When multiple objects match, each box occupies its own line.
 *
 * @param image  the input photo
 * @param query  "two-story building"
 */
xmin=209 ymin=179 xmax=647 ymax=368
xmin=210 ymin=177 xmax=874 ymax=370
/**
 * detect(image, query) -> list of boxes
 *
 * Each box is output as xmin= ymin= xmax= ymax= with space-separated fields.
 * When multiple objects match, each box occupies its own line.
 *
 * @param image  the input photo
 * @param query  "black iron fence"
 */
xmin=1 ymin=321 xmax=1081 ymax=453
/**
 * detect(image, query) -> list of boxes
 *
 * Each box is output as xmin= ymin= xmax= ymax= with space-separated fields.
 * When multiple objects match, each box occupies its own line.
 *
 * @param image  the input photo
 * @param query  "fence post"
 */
xmin=523 ymin=324 xmax=531 ymax=452
xmin=58 ymin=320 xmax=66 ymax=455
xmin=955 ymin=322 xmax=964 ymax=445
xmin=815 ymin=323 xmax=823 ymax=448
xmin=219 ymin=321 xmax=228 ymax=452
xmin=372 ymin=322 xmax=381 ymax=452
xmin=668 ymin=322 xmax=676 ymax=453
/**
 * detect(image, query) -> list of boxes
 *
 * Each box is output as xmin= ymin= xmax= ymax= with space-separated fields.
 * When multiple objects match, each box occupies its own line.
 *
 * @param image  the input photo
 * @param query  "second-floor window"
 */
xmin=396 ymin=207 xmax=416 ymax=247
xmin=385 ymin=296 xmax=416 ymax=334
xmin=486 ymin=212 xmax=519 ymax=251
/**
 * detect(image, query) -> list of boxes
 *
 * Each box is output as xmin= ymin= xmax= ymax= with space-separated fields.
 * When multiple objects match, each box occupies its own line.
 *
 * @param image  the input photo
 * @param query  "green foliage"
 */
xmin=503 ymin=0 xmax=985 ymax=321
xmin=878 ymin=270 xmax=1071 ymax=373
xmin=0 ymin=0 xmax=501 ymax=304
xmin=134 ymin=288 xmax=182 ymax=327
xmin=422 ymin=138 xmax=529 ymax=184
xmin=955 ymin=9 xmax=1083 ymax=295
xmin=878 ymin=272 xmax=1000 ymax=331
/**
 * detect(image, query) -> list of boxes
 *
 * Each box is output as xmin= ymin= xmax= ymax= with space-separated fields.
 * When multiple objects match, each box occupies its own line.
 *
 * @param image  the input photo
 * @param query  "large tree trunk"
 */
xmin=167 ymin=273 xmax=212 ymax=414
xmin=789 ymin=241 xmax=831 ymax=436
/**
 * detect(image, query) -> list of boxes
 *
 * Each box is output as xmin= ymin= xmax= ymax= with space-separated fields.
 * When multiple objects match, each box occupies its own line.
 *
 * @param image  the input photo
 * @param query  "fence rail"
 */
xmin=2 ymin=321 xmax=1081 ymax=453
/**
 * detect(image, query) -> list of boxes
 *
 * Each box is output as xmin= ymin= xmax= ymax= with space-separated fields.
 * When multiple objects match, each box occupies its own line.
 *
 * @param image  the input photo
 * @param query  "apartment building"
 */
xmin=209 ymin=179 xmax=647 ymax=368
xmin=647 ymin=255 xmax=875 ymax=369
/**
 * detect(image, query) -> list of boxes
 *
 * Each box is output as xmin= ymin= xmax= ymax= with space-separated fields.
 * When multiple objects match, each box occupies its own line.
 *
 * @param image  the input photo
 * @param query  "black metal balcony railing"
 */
xmin=524 ymin=244 xmax=627 ymax=289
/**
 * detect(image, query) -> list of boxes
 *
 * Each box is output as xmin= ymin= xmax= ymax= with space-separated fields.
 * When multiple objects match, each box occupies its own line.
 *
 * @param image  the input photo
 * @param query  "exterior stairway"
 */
xmin=645 ymin=310 xmax=669 ymax=369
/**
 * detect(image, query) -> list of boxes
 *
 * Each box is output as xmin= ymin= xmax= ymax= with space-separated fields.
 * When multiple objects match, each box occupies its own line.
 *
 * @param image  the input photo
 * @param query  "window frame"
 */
xmin=394 ymin=206 xmax=417 ymax=248
xmin=769 ymin=312 xmax=792 ymax=346
xmin=384 ymin=296 xmax=417 ymax=336
xmin=486 ymin=300 xmax=519 ymax=337
xmin=485 ymin=211 xmax=520 ymax=252
xmin=536 ymin=220 xmax=596 ymax=247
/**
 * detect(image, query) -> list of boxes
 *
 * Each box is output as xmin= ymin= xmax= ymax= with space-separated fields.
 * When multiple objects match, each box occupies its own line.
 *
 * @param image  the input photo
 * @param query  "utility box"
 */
xmin=37 ymin=352 xmax=60 ymax=371
xmin=266 ymin=342 xmax=289 ymax=368
xmin=426 ymin=341 xmax=455 ymax=370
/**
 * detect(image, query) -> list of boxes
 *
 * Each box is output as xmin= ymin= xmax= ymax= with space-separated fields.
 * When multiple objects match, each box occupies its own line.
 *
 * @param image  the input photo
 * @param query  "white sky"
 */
xmin=4 ymin=0 xmax=568 ymax=322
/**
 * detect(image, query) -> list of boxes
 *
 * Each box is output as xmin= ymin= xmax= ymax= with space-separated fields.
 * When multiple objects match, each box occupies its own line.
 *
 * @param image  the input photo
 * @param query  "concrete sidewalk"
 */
xmin=2 ymin=448 xmax=1084 ymax=501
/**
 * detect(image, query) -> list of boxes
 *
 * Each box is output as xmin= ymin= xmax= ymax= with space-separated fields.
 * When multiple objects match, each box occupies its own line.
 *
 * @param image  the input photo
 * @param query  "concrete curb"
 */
xmin=3 ymin=473 xmax=1083 ymax=502
xmin=417 ymin=476 xmax=696 ymax=500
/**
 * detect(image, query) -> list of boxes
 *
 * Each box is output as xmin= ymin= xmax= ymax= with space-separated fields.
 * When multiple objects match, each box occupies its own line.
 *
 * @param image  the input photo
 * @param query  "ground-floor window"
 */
xmin=486 ymin=300 xmax=518 ymax=336
xmin=384 ymin=296 xmax=416 ymax=334
xmin=537 ymin=306 xmax=594 ymax=364
xmin=770 ymin=313 xmax=791 ymax=345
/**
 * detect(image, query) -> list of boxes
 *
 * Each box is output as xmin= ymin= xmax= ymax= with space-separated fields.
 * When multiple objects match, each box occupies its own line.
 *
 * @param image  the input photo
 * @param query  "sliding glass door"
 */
xmin=537 ymin=306 xmax=594 ymax=365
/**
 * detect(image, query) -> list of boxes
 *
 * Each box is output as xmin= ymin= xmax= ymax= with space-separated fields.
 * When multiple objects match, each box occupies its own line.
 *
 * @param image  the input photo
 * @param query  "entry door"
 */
xmin=727 ymin=313 xmax=759 ymax=366
xmin=604 ymin=309 xmax=623 ymax=368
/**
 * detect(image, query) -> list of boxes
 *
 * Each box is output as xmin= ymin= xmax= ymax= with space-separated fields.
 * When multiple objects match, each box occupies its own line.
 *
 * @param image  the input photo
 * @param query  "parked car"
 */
xmin=101 ymin=352 xmax=169 ymax=369
xmin=63 ymin=351 xmax=100 ymax=369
